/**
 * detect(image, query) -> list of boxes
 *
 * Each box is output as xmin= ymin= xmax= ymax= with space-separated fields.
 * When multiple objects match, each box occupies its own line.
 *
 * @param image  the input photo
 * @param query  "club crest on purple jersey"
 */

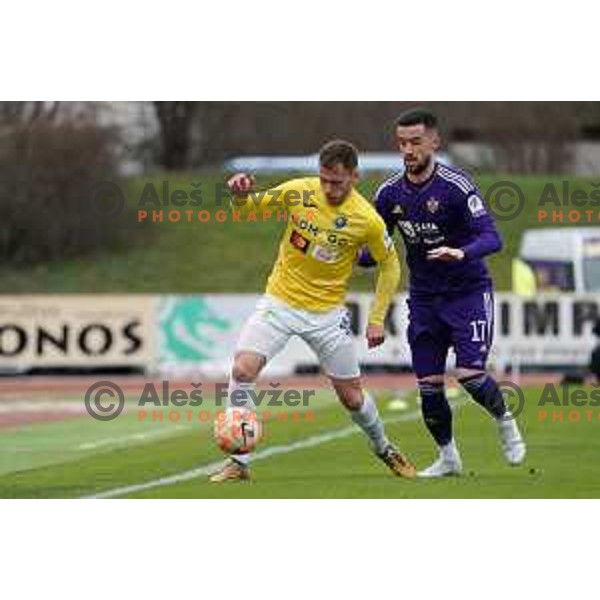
xmin=426 ymin=198 xmax=440 ymax=214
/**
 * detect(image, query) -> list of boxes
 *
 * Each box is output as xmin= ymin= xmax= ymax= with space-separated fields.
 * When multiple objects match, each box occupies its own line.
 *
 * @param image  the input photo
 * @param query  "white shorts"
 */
xmin=236 ymin=295 xmax=360 ymax=380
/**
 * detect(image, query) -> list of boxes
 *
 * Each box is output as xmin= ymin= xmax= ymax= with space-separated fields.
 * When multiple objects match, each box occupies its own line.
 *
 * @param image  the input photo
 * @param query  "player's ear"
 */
xmin=430 ymin=129 xmax=441 ymax=152
xmin=351 ymin=169 xmax=359 ymax=185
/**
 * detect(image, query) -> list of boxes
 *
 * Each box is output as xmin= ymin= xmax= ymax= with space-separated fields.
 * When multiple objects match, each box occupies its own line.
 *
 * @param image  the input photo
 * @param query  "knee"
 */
xmin=232 ymin=353 xmax=264 ymax=383
xmin=418 ymin=375 xmax=446 ymax=390
xmin=457 ymin=370 xmax=489 ymax=401
xmin=457 ymin=369 xmax=486 ymax=385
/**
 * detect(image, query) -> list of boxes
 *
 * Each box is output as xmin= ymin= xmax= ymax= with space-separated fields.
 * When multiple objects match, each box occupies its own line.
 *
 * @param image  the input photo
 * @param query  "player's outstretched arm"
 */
xmin=228 ymin=172 xmax=280 ymax=216
xmin=227 ymin=173 xmax=306 ymax=217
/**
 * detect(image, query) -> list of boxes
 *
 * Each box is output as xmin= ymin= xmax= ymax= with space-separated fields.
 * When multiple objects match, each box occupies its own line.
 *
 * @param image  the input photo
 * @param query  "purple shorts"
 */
xmin=407 ymin=290 xmax=495 ymax=378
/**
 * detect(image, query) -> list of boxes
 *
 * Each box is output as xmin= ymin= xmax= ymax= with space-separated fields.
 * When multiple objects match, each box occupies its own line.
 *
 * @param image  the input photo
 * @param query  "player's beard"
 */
xmin=405 ymin=155 xmax=433 ymax=176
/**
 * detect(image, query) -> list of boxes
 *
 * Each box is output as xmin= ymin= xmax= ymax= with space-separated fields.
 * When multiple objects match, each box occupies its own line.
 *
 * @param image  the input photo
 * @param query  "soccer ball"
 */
xmin=214 ymin=409 xmax=262 ymax=455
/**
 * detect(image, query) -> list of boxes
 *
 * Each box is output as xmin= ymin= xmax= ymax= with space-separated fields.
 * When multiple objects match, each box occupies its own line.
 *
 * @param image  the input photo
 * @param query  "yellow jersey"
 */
xmin=232 ymin=177 xmax=400 ymax=325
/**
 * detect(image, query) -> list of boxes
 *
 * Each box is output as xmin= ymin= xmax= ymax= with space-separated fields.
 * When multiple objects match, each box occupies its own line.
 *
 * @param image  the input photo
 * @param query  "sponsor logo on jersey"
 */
xmin=311 ymin=244 xmax=339 ymax=263
xmin=290 ymin=230 xmax=310 ymax=253
xmin=398 ymin=221 xmax=418 ymax=242
xmin=334 ymin=215 xmax=348 ymax=230
xmin=324 ymin=231 xmax=350 ymax=247
xmin=293 ymin=216 xmax=319 ymax=236
xmin=398 ymin=221 xmax=444 ymax=245
xmin=468 ymin=194 xmax=487 ymax=217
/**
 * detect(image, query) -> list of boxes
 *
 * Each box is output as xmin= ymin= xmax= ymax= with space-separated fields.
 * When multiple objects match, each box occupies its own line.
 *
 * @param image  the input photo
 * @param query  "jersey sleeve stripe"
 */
xmin=437 ymin=165 xmax=475 ymax=189
xmin=437 ymin=167 xmax=475 ymax=195
xmin=375 ymin=171 xmax=404 ymax=199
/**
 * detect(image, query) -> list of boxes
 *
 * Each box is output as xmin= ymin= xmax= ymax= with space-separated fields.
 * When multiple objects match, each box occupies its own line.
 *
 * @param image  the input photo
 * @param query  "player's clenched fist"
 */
xmin=366 ymin=324 xmax=386 ymax=349
xmin=227 ymin=173 xmax=256 ymax=197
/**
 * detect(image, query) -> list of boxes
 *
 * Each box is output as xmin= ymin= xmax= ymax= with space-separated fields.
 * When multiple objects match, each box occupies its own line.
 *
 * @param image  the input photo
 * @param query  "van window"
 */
xmin=582 ymin=239 xmax=600 ymax=292
xmin=583 ymin=258 xmax=600 ymax=292
xmin=526 ymin=260 xmax=575 ymax=292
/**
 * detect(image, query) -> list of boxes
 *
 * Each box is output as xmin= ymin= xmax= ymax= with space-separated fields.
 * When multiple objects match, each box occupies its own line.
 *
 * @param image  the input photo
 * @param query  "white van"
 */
xmin=513 ymin=227 xmax=600 ymax=293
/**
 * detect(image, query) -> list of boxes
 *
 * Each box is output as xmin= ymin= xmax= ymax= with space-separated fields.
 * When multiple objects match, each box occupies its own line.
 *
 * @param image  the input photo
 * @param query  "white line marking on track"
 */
xmin=83 ymin=402 xmax=467 ymax=500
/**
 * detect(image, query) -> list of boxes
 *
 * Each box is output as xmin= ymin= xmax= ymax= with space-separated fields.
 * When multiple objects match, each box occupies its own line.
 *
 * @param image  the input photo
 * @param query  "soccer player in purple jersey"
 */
xmin=360 ymin=109 xmax=526 ymax=477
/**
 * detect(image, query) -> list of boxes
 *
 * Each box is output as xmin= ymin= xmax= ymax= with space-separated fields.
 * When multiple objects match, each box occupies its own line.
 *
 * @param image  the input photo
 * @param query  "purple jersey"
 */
xmin=362 ymin=163 xmax=502 ymax=296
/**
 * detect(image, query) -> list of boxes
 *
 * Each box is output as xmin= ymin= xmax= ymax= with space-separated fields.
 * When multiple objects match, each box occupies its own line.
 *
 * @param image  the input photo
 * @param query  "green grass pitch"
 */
xmin=1 ymin=386 xmax=599 ymax=498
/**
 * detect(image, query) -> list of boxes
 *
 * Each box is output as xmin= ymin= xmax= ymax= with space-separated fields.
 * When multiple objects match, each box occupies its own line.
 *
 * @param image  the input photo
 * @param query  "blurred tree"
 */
xmin=0 ymin=101 xmax=61 ymax=125
xmin=37 ymin=101 xmax=597 ymax=174
xmin=153 ymin=101 xmax=198 ymax=170
xmin=472 ymin=102 xmax=578 ymax=173
xmin=0 ymin=102 xmax=143 ymax=266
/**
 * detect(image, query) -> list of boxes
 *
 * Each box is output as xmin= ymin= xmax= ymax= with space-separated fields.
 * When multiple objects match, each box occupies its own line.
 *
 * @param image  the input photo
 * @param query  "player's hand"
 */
xmin=366 ymin=324 xmax=385 ymax=349
xmin=227 ymin=173 xmax=256 ymax=197
xmin=427 ymin=247 xmax=465 ymax=262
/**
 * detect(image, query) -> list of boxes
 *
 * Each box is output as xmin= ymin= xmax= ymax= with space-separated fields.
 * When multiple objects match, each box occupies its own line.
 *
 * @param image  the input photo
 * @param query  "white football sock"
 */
xmin=351 ymin=392 xmax=389 ymax=455
xmin=226 ymin=378 xmax=258 ymax=465
xmin=227 ymin=378 xmax=257 ymax=416
xmin=232 ymin=453 xmax=250 ymax=466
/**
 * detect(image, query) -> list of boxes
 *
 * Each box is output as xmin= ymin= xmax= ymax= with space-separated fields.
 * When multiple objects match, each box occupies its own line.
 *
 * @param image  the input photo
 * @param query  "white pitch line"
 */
xmin=77 ymin=424 xmax=192 ymax=452
xmin=82 ymin=400 xmax=467 ymax=499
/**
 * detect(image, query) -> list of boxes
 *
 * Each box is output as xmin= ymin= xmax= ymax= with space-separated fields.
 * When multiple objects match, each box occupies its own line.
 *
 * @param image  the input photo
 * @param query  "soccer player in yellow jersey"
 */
xmin=210 ymin=140 xmax=416 ymax=483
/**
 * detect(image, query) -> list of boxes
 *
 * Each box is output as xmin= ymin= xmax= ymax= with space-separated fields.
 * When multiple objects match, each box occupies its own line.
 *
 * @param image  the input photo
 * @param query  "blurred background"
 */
xmin=2 ymin=101 xmax=600 ymax=288
xmin=1 ymin=101 xmax=600 ymax=378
